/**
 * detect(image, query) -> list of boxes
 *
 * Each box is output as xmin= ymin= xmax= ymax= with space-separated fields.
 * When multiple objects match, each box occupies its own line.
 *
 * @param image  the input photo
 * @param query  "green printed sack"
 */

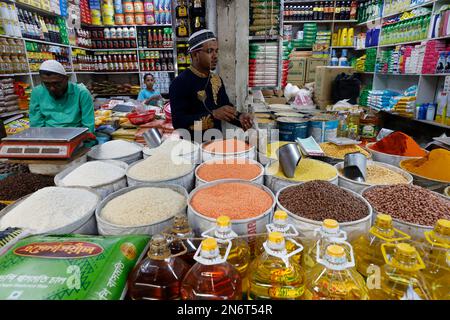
xmin=0 ymin=234 xmax=149 ymax=300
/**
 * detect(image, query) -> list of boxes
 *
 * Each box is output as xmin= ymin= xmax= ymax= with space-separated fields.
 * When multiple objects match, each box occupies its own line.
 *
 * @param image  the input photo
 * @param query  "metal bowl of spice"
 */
xmin=335 ymin=161 xmax=413 ymax=194
xmin=366 ymin=142 xmax=426 ymax=168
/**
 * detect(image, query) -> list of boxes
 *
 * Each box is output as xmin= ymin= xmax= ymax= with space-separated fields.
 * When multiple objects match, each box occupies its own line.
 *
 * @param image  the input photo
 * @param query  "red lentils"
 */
xmin=197 ymin=159 xmax=262 ymax=182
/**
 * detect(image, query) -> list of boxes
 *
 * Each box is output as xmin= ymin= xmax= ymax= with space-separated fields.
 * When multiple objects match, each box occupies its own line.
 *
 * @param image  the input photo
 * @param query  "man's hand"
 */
xmin=212 ymin=105 xmax=237 ymax=122
xmin=239 ymin=113 xmax=254 ymax=131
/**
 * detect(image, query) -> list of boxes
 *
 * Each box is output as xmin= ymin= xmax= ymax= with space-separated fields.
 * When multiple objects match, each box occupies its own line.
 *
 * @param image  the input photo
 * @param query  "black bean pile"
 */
xmin=363 ymin=184 xmax=450 ymax=226
xmin=0 ymin=173 xmax=55 ymax=201
xmin=278 ymin=180 xmax=369 ymax=222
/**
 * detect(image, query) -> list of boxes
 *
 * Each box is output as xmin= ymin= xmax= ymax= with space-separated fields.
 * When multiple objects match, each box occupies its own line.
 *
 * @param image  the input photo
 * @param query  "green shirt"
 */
xmin=29 ymin=82 xmax=95 ymax=133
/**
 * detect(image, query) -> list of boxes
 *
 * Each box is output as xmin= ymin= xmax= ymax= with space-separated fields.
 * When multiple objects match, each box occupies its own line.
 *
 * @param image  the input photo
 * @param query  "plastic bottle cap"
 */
xmin=217 ymin=215 xmax=231 ymax=227
xmin=323 ymin=219 xmax=338 ymax=229
xmin=435 ymin=219 xmax=450 ymax=236
xmin=201 ymin=238 xmax=218 ymax=251
xmin=268 ymin=232 xmax=284 ymax=244
xmin=396 ymin=243 xmax=416 ymax=256
xmin=326 ymin=244 xmax=345 ymax=258
xmin=377 ymin=214 xmax=392 ymax=224
xmin=274 ymin=210 xmax=288 ymax=221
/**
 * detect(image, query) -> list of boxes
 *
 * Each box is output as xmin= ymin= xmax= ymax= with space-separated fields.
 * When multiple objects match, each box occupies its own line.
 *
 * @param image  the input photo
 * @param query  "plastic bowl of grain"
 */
xmin=195 ymin=158 xmax=264 ymax=187
xmin=201 ymin=138 xmax=256 ymax=162
xmin=187 ymin=180 xmax=276 ymax=236
xmin=335 ymin=161 xmax=413 ymax=194
xmin=365 ymin=142 xmax=426 ymax=168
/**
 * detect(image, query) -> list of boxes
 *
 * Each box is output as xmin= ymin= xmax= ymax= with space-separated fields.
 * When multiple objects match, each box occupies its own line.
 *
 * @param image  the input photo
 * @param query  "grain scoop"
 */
xmin=277 ymin=142 xmax=302 ymax=178
xmin=143 ymin=128 xmax=163 ymax=148
xmin=343 ymin=152 xmax=367 ymax=182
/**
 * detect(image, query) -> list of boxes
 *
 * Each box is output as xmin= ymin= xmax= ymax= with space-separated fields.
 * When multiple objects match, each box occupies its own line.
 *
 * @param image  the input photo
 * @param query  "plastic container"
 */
xmin=365 ymin=142 xmax=426 ymax=168
xmin=95 ymin=184 xmax=188 ymax=236
xmin=54 ymin=160 xmax=128 ymax=200
xmin=126 ymin=159 xmax=195 ymax=192
xmin=335 ymin=161 xmax=413 ymax=194
xmin=187 ymin=180 xmax=276 ymax=238
xmin=309 ymin=118 xmax=339 ymax=143
xmin=0 ymin=186 xmax=100 ymax=235
xmin=194 ymin=158 xmax=264 ymax=187
xmin=87 ymin=142 xmax=143 ymax=165
xmin=276 ymin=185 xmax=373 ymax=241
xmin=264 ymin=159 xmax=339 ymax=195
xmin=127 ymin=110 xmax=156 ymax=125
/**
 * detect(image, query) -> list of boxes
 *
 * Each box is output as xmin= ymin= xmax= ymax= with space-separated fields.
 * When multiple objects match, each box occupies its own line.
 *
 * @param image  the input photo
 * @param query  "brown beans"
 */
xmin=362 ymin=184 xmax=450 ymax=226
xmin=0 ymin=173 xmax=55 ymax=201
xmin=278 ymin=180 xmax=370 ymax=222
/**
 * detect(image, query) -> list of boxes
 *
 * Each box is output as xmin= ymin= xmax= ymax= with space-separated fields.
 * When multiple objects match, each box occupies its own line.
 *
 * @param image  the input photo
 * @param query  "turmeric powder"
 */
xmin=400 ymin=148 xmax=450 ymax=182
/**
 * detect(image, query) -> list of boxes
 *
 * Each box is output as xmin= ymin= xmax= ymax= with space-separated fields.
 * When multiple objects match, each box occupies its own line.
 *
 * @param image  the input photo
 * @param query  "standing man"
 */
xmin=29 ymin=60 xmax=95 ymax=133
xmin=169 ymin=29 xmax=253 ymax=137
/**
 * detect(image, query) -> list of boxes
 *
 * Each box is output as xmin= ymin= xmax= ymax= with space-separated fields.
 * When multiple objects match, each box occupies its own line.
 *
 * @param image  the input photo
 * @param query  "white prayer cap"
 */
xmin=188 ymin=29 xmax=216 ymax=52
xmin=39 ymin=60 xmax=67 ymax=76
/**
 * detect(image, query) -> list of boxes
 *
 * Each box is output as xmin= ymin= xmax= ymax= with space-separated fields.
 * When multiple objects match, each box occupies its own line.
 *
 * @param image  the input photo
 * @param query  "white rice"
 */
xmin=61 ymin=161 xmax=126 ymax=187
xmin=100 ymin=187 xmax=186 ymax=226
xmin=0 ymin=187 xmax=99 ymax=233
xmin=127 ymin=153 xmax=193 ymax=181
xmin=144 ymin=138 xmax=197 ymax=157
xmin=93 ymin=140 xmax=142 ymax=159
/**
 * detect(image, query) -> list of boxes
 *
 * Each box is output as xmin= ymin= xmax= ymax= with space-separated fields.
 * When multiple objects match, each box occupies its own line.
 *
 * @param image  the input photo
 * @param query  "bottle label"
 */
xmin=268 ymin=286 xmax=304 ymax=299
xmin=269 ymin=269 xmax=297 ymax=282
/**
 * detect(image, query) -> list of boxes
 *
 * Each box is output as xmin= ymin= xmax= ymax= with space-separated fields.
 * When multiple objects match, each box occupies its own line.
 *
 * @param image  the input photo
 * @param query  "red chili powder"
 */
xmin=190 ymin=182 xmax=273 ymax=220
xmin=369 ymin=131 xmax=427 ymax=157
xmin=197 ymin=159 xmax=262 ymax=182
xmin=203 ymin=139 xmax=250 ymax=154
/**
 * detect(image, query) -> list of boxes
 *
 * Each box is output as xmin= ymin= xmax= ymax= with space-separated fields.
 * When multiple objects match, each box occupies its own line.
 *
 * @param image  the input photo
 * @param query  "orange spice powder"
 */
xmin=190 ymin=182 xmax=273 ymax=220
xmin=197 ymin=159 xmax=262 ymax=182
xmin=203 ymin=139 xmax=250 ymax=154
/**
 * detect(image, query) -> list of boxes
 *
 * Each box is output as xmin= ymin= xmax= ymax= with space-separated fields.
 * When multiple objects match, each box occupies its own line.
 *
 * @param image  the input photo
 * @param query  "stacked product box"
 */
xmin=59 ymin=0 xmax=68 ymax=16
xmin=249 ymin=42 xmax=279 ymax=88
xmin=312 ymin=31 xmax=331 ymax=59
xmin=80 ymin=0 xmax=92 ymax=25
xmin=421 ymin=40 xmax=450 ymax=74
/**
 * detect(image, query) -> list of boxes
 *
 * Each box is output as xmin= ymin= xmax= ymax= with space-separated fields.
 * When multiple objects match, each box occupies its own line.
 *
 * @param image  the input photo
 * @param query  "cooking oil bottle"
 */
xmin=180 ymin=238 xmax=242 ymax=300
xmin=304 ymin=242 xmax=369 ymax=300
xmin=368 ymin=242 xmax=432 ymax=300
xmin=165 ymin=214 xmax=200 ymax=266
xmin=247 ymin=232 xmax=305 ymax=300
xmin=201 ymin=216 xmax=251 ymax=293
xmin=254 ymin=210 xmax=303 ymax=264
xmin=419 ymin=219 xmax=450 ymax=300
xmin=302 ymin=219 xmax=347 ymax=272
xmin=127 ymin=234 xmax=191 ymax=300
xmin=353 ymin=213 xmax=411 ymax=277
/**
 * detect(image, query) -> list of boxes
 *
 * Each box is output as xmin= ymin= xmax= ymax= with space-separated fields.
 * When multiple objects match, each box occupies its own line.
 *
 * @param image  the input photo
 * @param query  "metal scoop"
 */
xmin=343 ymin=152 xmax=367 ymax=182
xmin=277 ymin=142 xmax=302 ymax=178
xmin=143 ymin=128 xmax=163 ymax=148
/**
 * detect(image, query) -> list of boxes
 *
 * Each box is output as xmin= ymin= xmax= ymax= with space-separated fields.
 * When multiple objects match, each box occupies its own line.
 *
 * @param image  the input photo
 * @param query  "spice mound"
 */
xmin=368 ymin=131 xmax=426 ymax=157
xmin=197 ymin=159 xmax=262 ymax=182
xmin=61 ymin=161 xmax=126 ymax=187
xmin=203 ymin=139 xmax=250 ymax=154
xmin=339 ymin=163 xmax=409 ymax=185
xmin=145 ymin=138 xmax=197 ymax=156
xmin=400 ymin=148 xmax=450 ymax=182
xmin=0 ymin=173 xmax=54 ymax=201
xmin=101 ymin=187 xmax=186 ymax=226
xmin=127 ymin=153 xmax=193 ymax=181
xmin=0 ymin=187 xmax=99 ymax=233
xmin=278 ymin=181 xmax=370 ymax=222
xmin=92 ymin=140 xmax=142 ymax=159
xmin=267 ymin=158 xmax=337 ymax=182
xmin=190 ymin=182 xmax=273 ymax=220
xmin=363 ymin=184 xmax=450 ymax=226
xmin=320 ymin=142 xmax=370 ymax=160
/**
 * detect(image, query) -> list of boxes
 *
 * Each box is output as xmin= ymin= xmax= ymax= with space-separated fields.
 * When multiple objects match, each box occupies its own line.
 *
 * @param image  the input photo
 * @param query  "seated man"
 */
xmin=29 ymin=60 xmax=95 ymax=133
xmin=169 ymin=29 xmax=252 ymax=138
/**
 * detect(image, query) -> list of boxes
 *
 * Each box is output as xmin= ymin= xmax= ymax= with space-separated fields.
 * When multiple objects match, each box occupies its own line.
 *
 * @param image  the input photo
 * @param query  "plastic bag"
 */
xmin=292 ymin=89 xmax=314 ymax=109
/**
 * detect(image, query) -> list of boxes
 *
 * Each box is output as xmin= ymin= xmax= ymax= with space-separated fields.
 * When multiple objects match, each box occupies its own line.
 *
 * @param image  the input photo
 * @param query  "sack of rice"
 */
xmin=0 ymin=234 xmax=149 ymax=300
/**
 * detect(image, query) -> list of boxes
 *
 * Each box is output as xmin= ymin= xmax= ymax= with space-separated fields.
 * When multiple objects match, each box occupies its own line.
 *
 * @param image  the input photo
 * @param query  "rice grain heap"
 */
xmin=145 ymin=138 xmax=197 ymax=156
xmin=127 ymin=153 xmax=193 ymax=181
xmin=0 ymin=187 xmax=99 ymax=232
xmin=101 ymin=187 xmax=186 ymax=226
xmin=61 ymin=161 xmax=126 ymax=187
xmin=93 ymin=140 xmax=142 ymax=159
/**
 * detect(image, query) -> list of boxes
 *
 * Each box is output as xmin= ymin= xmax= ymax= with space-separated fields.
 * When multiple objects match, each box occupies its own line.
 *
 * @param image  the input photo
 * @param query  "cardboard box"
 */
xmin=306 ymin=58 xmax=329 ymax=83
xmin=314 ymin=66 xmax=354 ymax=109
xmin=287 ymin=74 xmax=305 ymax=88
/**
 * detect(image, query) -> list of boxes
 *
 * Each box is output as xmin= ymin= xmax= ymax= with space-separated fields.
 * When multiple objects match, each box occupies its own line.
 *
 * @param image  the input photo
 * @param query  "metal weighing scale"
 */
xmin=0 ymin=127 xmax=90 ymax=159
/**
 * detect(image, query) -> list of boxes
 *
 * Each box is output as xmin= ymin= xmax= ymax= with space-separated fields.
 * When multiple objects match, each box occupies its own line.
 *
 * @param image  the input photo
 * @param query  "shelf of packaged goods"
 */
xmin=138 ymin=47 xmax=174 ymax=51
xmin=85 ymin=71 xmax=140 ymax=74
xmin=0 ymin=73 xmax=30 ymax=77
xmin=176 ymin=37 xmax=189 ymax=42
xmin=88 ymin=48 xmax=138 ymax=52
xmin=249 ymin=36 xmax=280 ymax=41
xmin=378 ymin=39 xmax=426 ymax=48
xmin=0 ymin=34 xmax=22 ymax=40
xmin=284 ymin=20 xmax=335 ymax=24
xmin=332 ymin=46 xmax=356 ymax=49
xmin=382 ymin=1 xmax=436 ymax=20
xmin=431 ymin=35 xmax=450 ymax=41
xmin=334 ymin=20 xmax=358 ymax=23
xmin=139 ymin=70 xmax=175 ymax=73
xmin=381 ymin=110 xmax=450 ymax=129
xmin=356 ymin=18 xmax=382 ymax=27
xmin=23 ymin=38 xmax=70 ymax=47
xmin=70 ymin=45 xmax=92 ymax=50
xmin=376 ymin=72 xmax=420 ymax=76
xmin=0 ymin=110 xmax=28 ymax=118
xmin=382 ymin=13 xmax=431 ymax=28
xmin=14 ymin=2 xmax=62 ymax=18
xmin=81 ymin=24 xmax=172 ymax=28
